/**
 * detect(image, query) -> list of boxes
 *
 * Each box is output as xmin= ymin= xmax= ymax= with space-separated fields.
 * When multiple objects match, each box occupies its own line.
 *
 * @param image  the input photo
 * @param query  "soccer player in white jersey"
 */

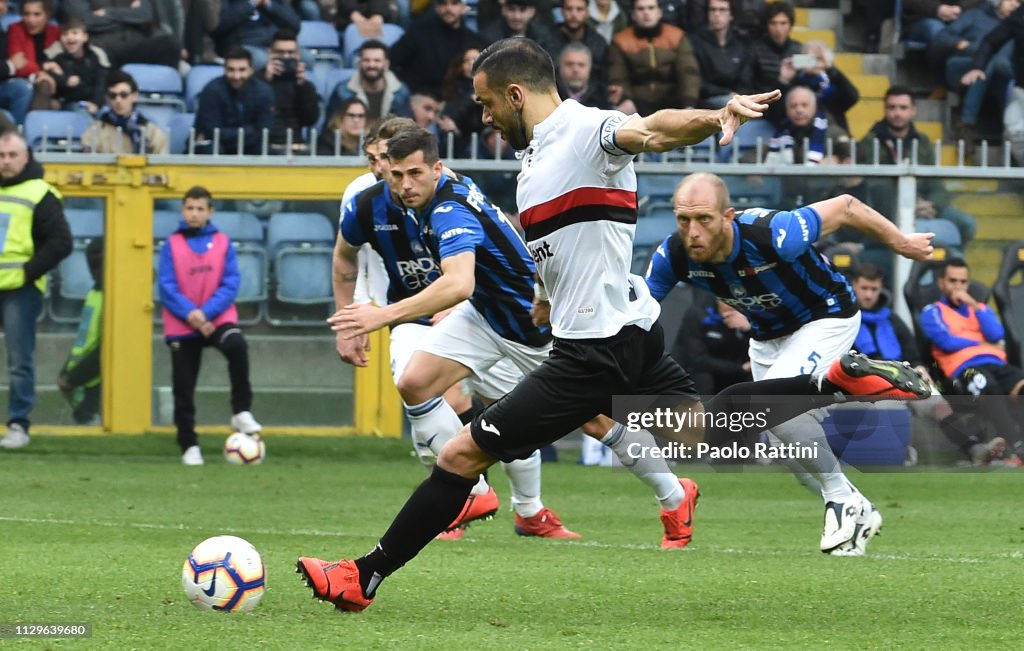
xmin=297 ymin=38 xmax=931 ymax=612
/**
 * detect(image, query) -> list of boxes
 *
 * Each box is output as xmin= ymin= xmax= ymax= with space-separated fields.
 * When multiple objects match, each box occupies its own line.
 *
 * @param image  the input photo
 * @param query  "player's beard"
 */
xmin=503 ymin=105 xmax=530 ymax=151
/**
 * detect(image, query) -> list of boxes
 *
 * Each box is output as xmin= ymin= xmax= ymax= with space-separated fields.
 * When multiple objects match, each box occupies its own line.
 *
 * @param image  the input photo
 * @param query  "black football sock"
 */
xmin=938 ymin=414 xmax=981 ymax=457
xmin=457 ymin=396 xmax=486 ymax=425
xmin=703 ymin=376 xmax=833 ymax=447
xmin=355 ymin=465 xmax=475 ymax=596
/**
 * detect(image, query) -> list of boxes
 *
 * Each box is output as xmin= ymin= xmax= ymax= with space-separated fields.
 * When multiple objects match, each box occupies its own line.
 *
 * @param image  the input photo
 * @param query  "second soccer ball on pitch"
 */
xmin=223 ymin=432 xmax=266 ymax=465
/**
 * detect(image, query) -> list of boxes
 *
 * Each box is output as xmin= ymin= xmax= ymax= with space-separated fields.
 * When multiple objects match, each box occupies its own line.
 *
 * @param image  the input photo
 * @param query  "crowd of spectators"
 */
xmin=0 ymin=0 xmax=880 ymax=163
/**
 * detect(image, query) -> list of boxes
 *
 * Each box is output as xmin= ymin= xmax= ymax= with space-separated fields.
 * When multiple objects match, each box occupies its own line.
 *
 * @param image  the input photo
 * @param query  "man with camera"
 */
xmin=261 ymin=29 xmax=320 ymax=154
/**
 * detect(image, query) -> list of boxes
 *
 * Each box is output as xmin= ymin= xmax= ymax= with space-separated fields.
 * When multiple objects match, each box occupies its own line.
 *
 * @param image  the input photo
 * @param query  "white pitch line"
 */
xmin=0 ymin=515 xmax=1007 ymax=565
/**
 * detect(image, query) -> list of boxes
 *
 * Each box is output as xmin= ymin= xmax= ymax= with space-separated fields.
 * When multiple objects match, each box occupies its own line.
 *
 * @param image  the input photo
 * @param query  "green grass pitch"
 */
xmin=1 ymin=434 xmax=1022 ymax=649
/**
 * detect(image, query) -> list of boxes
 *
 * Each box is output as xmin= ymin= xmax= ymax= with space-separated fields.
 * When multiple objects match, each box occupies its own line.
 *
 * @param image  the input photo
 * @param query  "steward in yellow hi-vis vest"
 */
xmin=0 ymin=131 xmax=72 ymax=450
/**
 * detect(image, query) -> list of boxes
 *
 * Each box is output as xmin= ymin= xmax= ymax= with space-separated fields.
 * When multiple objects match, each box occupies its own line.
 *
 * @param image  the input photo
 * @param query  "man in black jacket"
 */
xmin=259 ymin=29 xmax=320 ymax=152
xmin=215 ymin=0 xmax=300 ymax=69
xmin=673 ymin=296 xmax=752 ymax=394
xmin=391 ymin=0 xmax=484 ymax=96
xmin=194 ymin=46 xmax=275 ymax=155
xmin=0 ymin=130 xmax=73 ymax=450
xmin=690 ymin=0 xmax=752 ymax=108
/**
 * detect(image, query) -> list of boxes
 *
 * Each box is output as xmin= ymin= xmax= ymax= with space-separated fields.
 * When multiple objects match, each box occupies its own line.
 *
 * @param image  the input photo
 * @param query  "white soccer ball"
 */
xmin=224 ymin=432 xmax=265 ymax=465
xmin=182 ymin=535 xmax=266 ymax=612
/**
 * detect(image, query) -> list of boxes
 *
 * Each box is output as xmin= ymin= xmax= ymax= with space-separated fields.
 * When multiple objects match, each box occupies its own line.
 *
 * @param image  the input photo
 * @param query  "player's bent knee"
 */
xmin=396 ymin=372 xmax=439 ymax=406
xmin=580 ymin=414 xmax=614 ymax=439
xmin=437 ymin=429 xmax=495 ymax=478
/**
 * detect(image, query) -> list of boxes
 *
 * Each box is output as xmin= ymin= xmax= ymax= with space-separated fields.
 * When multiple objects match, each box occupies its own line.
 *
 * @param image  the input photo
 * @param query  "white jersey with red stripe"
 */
xmin=517 ymin=99 xmax=660 ymax=340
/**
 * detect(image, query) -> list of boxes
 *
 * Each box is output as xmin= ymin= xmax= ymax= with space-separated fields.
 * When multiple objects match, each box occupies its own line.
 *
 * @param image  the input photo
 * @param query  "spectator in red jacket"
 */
xmin=8 ymin=0 xmax=61 ymax=78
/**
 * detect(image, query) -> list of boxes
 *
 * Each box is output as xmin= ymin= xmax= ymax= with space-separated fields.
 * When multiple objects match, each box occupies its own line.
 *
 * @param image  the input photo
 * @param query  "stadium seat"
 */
xmin=168 ymin=112 xmax=195 ymax=154
xmin=636 ymin=175 xmax=679 ymax=203
xmin=342 ymin=23 xmax=404 ymax=66
xmin=233 ymin=244 xmax=269 ymax=325
xmin=56 ymin=249 xmax=94 ymax=301
xmin=50 ymin=209 xmax=104 ymax=323
xmin=211 ymin=211 xmax=264 ymax=243
xmin=316 ymin=67 xmax=356 ymax=105
xmin=821 ymin=243 xmax=861 ymax=277
xmin=723 ymin=175 xmax=783 ymax=211
xmin=993 ymin=241 xmax=1024 ymax=367
xmin=266 ymin=212 xmax=335 ymax=325
xmin=185 ymin=65 xmax=222 ymax=112
xmin=153 ymin=210 xmax=180 ymax=240
xmin=23 ymin=110 xmax=91 ymax=152
xmin=65 ymin=208 xmax=105 ymax=239
xmin=121 ymin=63 xmax=186 ymax=112
xmin=298 ymin=20 xmax=343 ymax=63
xmin=266 ymin=212 xmax=334 ymax=256
xmin=823 ymin=402 xmax=912 ymax=466
xmin=916 ymin=217 xmax=962 ymax=250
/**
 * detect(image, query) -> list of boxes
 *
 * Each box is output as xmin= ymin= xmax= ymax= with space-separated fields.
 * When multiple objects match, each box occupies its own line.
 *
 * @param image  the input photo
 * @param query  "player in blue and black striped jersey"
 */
xmin=645 ymin=172 xmax=935 ymax=555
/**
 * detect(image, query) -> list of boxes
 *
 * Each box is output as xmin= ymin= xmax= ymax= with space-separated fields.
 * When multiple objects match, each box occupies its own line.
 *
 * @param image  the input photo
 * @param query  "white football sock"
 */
xmin=602 ymin=423 xmax=683 ymax=511
xmin=405 ymin=397 xmax=463 ymax=468
xmin=768 ymin=413 xmax=855 ymax=503
xmin=501 ymin=450 xmax=543 ymax=518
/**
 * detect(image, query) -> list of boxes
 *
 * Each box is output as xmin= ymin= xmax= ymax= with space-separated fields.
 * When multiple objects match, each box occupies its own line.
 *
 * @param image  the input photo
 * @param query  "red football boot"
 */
xmin=513 ymin=507 xmax=581 ymax=539
xmin=295 ymin=557 xmax=374 ymax=612
xmin=660 ymin=477 xmax=700 ymax=549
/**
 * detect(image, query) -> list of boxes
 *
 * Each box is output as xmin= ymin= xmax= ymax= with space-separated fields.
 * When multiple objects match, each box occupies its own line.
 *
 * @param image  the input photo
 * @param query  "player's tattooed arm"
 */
xmin=812 ymin=194 xmax=935 ymax=261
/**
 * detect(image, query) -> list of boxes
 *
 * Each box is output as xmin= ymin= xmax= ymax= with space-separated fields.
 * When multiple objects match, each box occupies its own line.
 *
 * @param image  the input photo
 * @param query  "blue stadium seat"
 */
xmin=267 ymin=212 xmax=334 ymax=256
xmin=211 ymin=211 xmax=264 ymax=243
xmin=50 ymin=209 xmax=104 ymax=322
xmin=723 ymin=175 xmax=784 ymax=210
xmin=65 ymin=208 xmax=105 ymax=239
xmin=824 ymin=403 xmax=912 ymax=466
xmin=168 ymin=112 xmax=195 ymax=154
xmin=266 ymin=212 xmax=335 ymax=324
xmin=343 ymin=22 xmax=404 ymax=66
xmin=56 ymin=250 xmax=94 ymax=301
xmin=185 ymin=65 xmax=222 ymax=112
xmin=636 ymin=175 xmax=679 ymax=203
xmin=153 ymin=210 xmax=180 ymax=240
xmin=299 ymin=20 xmax=343 ymax=64
xmin=23 ymin=110 xmax=91 ymax=152
xmin=316 ymin=67 xmax=355 ymax=105
xmin=916 ymin=217 xmax=962 ymax=249
xmin=121 ymin=63 xmax=186 ymax=112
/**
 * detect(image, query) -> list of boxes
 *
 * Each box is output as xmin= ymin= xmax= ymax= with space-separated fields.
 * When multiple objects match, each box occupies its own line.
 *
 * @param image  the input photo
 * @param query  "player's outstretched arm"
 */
xmin=614 ymin=90 xmax=781 ymax=153
xmin=330 ymin=251 xmax=476 ymax=338
xmin=812 ymin=194 xmax=935 ymax=261
xmin=331 ymin=233 xmax=370 ymax=366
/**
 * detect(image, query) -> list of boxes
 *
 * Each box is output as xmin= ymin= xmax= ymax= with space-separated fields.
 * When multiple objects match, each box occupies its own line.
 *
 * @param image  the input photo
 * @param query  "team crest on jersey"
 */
xmin=729 ymin=285 xmax=746 ymax=298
